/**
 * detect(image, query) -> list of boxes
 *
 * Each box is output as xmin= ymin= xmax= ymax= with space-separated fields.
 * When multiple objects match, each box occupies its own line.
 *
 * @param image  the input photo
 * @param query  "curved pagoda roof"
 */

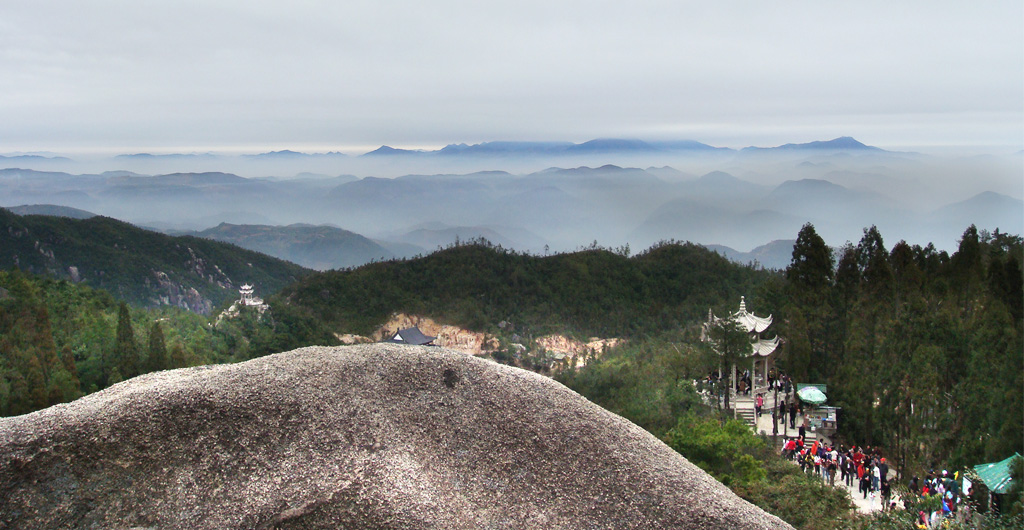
xmin=752 ymin=336 xmax=781 ymax=357
xmin=707 ymin=297 xmax=774 ymax=334
xmin=732 ymin=296 xmax=773 ymax=333
xmin=704 ymin=297 xmax=781 ymax=357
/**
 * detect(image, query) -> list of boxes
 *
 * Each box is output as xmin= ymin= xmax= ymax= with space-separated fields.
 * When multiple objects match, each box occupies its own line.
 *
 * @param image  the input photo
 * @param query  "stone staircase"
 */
xmin=736 ymin=407 xmax=756 ymax=428
xmin=732 ymin=387 xmax=822 ymax=444
xmin=731 ymin=392 xmax=758 ymax=428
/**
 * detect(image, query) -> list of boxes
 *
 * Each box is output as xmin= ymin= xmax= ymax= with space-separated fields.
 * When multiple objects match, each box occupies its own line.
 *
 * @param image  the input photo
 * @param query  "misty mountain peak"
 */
xmin=774 ymin=178 xmax=847 ymax=192
xmin=796 ymin=136 xmax=876 ymax=150
xmin=363 ymin=145 xmax=423 ymax=156
xmin=697 ymin=170 xmax=739 ymax=182
xmin=256 ymin=150 xmax=304 ymax=157
xmin=439 ymin=143 xmax=471 ymax=154
xmin=742 ymin=136 xmax=881 ymax=152
xmin=573 ymin=138 xmax=658 ymax=152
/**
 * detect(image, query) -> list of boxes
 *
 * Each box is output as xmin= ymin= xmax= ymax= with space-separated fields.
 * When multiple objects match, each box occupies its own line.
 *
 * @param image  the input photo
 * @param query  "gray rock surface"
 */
xmin=0 ymin=344 xmax=793 ymax=529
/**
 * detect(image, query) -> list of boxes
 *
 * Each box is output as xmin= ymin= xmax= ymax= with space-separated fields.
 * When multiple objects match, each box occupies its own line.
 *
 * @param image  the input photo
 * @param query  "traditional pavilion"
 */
xmin=239 ymin=284 xmax=264 ymax=307
xmin=215 ymin=283 xmax=269 ymax=322
xmin=237 ymin=284 xmax=269 ymax=314
xmin=702 ymin=296 xmax=782 ymax=392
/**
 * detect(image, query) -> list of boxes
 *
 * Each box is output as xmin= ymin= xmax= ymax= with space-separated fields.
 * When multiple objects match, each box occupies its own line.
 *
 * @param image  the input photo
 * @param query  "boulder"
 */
xmin=0 ymin=344 xmax=792 ymax=529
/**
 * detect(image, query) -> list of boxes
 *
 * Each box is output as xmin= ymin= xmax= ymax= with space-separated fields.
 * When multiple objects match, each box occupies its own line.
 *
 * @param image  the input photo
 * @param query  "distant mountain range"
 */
xmin=193 ymin=223 xmax=410 ymax=271
xmin=741 ymin=136 xmax=881 ymax=152
xmin=2 ymin=147 xmax=1019 ymax=256
xmin=386 ymin=223 xmax=547 ymax=253
xmin=703 ymin=240 xmax=797 ymax=270
xmin=362 ymin=137 xmax=874 ymax=158
xmin=926 ymin=191 xmax=1024 ymax=243
xmin=1 ymin=135 xmax=926 ymax=184
xmin=0 ymin=154 xmax=73 ymax=163
xmin=115 ymin=153 xmax=220 ymax=161
xmin=4 ymin=204 xmax=97 ymax=219
xmin=6 ymin=195 xmax=1020 ymax=285
xmin=240 ymin=149 xmax=350 ymax=159
xmin=3 ymin=137 xmax=894 ymax=166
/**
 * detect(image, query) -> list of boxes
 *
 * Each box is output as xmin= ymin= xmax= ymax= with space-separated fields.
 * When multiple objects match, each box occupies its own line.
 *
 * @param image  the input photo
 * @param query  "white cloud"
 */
xmin=1 ymin=0 xmax=1021 ymax=152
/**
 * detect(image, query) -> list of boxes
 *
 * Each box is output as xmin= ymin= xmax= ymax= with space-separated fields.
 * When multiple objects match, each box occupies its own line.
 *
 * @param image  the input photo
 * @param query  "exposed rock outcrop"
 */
xmin=536 ymin=334 xmax=623 ymax=367
xmin=373 ymin=313 xmax=499 ymax=355
xmin=372 ymin=314 xmax=620 ymax=369
xmin=150 ymin=270 xmax=215 ymax=314
xmin=0 ymin=344 xmax=793 ymax=529
xmin=335 ymin=333 xmax=374 ymax=345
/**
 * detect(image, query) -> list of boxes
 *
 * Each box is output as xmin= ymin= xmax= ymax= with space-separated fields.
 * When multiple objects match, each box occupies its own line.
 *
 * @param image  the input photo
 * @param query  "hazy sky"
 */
xmin=2 ymin=1 xmax=1021 ymax=154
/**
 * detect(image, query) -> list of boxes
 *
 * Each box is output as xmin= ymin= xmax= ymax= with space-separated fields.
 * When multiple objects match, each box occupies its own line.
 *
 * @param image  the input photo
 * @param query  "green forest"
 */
xmin=767 ymin=224 xmax=1022 ymax=473
xmin=1 ymin=221 xmax=1021 ymax=528
xmin=0 ymin=208 xmax=309 ymax=311
xmin=0 ymin=270 xmax=335 ymax=415
xmin=279 ymin=239 xmax=768 ymax=337
xmin=556 ymin=224 xmax=1023 ymax=528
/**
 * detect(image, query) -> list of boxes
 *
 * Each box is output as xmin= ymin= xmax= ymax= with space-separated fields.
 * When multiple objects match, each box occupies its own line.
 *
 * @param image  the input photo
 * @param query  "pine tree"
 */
xmin=786 ymin=223 xmax=834 ymax=296
xmin=114 ymin=302 xmax=138 ymax=381
xmin=6 ymin=370 xmax=29 ymax=416
xmin=59 ymin=345 xmax=79 ymax=388
xmin=31 ymin=305 xmax=60 ymax=387
xmin=50 ymin=344 xmax=81 ymax=404
xmin=782 ymin=305 xmax=813 ymax=383
xmin=889 ymin=240 xmax=924 ymax=317
xmin=25 ymin=354 xmax=47 ymax=411
xmin=707 ymin=317 xmax=749 ymax=412
xmin=856 ymin=225 xmax=893 ymax=298
xmin=1004 ymin=255 xmax=1024 ymax=322
xmin=169 ymin=342 xmax=187 ymax=369
xmin=834 ymin=244 xmax=859 ymax=321
xmin=146 ymin=322 xmax=168 ymax=373
xmin=951 ymin=225 xmax=983 ymax=315
xmin=784 ymin=223 xmax=836 ymax=381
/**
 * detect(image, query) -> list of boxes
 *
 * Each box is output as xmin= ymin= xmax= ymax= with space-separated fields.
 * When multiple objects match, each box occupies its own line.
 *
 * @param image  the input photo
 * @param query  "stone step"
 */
xmin=735 ymin=409 xmax=756 ymax=427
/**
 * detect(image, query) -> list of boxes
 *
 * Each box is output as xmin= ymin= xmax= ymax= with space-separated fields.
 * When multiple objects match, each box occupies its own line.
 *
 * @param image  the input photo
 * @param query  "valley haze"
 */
xmin=2 ymin=137 xmax=1021 ymax=269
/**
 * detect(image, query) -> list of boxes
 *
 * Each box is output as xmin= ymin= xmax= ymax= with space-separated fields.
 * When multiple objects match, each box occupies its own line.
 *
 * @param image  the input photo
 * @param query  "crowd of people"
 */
xmin=907 ymin=470 xmax=969 ymax=527
xmin=710 ymin=368 xmax=794 ymax=397
xmin=745 ymin=369 xmax=979 ymax=526
xmin=781 ymin=438 xmax=895 ymax=508
xmin=779 ymin=435 xmax=976 ymax=527
xmin=699 ymin=366 xmax=988 ymax=526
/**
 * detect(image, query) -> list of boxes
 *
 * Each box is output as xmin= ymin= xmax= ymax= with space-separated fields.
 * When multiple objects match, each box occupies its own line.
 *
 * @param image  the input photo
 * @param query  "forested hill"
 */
xmin=277 ymin=240 xmax=774 ymax=338
xmin=0 ymin=208 xmax=309 ymax=314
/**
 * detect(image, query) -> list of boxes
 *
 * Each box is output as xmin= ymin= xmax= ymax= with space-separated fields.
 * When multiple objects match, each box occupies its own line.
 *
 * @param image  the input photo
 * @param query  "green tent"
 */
xmin=796 ymin=383 xmax=827 ymax=394
xmin=973 ymin=453 xmax=1021 ymax=495
xmin=797 ymin=385 xmax=827 ymax=405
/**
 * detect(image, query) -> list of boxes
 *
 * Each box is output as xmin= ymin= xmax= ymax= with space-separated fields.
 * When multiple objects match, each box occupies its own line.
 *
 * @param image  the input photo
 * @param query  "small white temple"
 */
xmin=214 ymin=283 xmax=270 ymax=326
xmin=239 ymin=284 xmax=264 ymax=307
xmin=233 ymin=283 xmax=269 ymax=314
xmin=702 ymin=296 xmax=782 ymax=392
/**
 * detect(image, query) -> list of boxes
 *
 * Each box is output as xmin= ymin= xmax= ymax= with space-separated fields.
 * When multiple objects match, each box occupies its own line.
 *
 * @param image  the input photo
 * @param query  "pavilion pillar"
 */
xmin=731 ymin=362 xmax=737 ymax=403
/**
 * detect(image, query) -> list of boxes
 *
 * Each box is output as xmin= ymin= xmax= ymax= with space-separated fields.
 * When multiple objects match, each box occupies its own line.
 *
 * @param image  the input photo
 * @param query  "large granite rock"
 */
xmin=0 ymin=344 xmax=793 ymax=529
